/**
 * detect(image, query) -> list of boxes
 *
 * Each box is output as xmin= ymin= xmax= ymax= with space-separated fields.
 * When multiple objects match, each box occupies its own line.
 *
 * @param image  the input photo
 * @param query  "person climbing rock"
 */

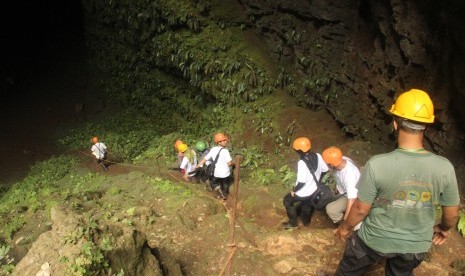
xmin=322 ymin=146 xmax=360 ymax=227
xmin=195 ymin=141 xmax=212 ymax=185
xmin=334 ymin=89 xmax=460 ymax=275
xmin=196 ymin=133 xmax=234 ymax=200
xmin=178 ymin=143 xmax=198 ymax=182
xmin=174 ymin=139 xmax=184 ymax=166
xmin=91 ymin=136 xmax=109 ymax=171
xmin=282 ymin=137 xmax=329 ymax=229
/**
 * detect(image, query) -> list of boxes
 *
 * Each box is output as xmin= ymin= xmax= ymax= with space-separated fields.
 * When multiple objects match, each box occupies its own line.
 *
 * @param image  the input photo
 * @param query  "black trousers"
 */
xmin=336 ymin=233 xmax=426 ymax=276
xmin=96 ymin=153 xmax=108 ymax=170
xmin=211 ymin=175 xmax=232 ymax=197
xmin=282 ymin=193 xmax=314 ymax=226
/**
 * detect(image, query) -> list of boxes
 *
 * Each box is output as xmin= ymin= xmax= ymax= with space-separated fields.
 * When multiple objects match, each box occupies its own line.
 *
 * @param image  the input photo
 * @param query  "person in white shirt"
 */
xmin=196 ymin=133 xmax=234 ymax=200
xmin=322 ymin=146 xmax=361 ymax=227
xmin=178 ymin=143 xmax=197 ymax=182
xmin=283 ymin=137 xmax=329 ymax=229
xmin=91 ymin=136 xmax=108 ymax=171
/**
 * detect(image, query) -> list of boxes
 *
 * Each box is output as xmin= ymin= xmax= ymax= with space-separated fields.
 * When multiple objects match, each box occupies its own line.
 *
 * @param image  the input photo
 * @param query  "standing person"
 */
xmin=91 ymin=136 xmax=108 ymax=171
xmin=322 ymin=146 xmax=360 ymax=227
xmin=196 ymin=133 xmax=234 ymax=200
xmin=282 ymin=137 xmax=329 ymax=229
xmin=178 ymin=143 xmax=197 ymax=182
xmin=334 ymin=89 xmax=460 ymax=275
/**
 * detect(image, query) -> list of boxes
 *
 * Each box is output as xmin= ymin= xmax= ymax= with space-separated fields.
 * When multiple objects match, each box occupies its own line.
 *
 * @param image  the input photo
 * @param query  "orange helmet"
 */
xmin=174 ymin=139 xmax=183 ymax=149
xmin=292 ymin=137 xmax=311 ymax=152
xmin=214 ymin=133 xmax=227 ymax=143
xmin=177 ymin=143 xmax=188 ymax=153
xmin=322 ymin=146 xmax=343 ymax=167
xmin=92 ymin=136 xmax=99 ymax=143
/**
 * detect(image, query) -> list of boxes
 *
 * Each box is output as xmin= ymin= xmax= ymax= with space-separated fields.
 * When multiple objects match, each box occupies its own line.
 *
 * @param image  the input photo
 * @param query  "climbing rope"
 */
xmin=219 ymin=155 xmax=241 ymax=276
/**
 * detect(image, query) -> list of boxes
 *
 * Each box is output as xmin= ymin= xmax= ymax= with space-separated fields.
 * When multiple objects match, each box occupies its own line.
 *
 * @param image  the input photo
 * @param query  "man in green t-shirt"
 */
xmin=334 ymin=89 xmax=460 ymax=275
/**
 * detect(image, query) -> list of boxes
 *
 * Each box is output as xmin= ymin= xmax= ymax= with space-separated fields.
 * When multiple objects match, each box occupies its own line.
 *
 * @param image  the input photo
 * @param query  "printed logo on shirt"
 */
xmin=392 ymin=191 xmax=407 ymax=207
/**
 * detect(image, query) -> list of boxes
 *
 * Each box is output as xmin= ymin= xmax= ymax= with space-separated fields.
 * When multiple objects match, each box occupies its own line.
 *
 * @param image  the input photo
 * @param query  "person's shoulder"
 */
xmin=363 ymin=151 xmax=396 ymax=167
xmin=428 ymin=153 xmax=455 ymax=169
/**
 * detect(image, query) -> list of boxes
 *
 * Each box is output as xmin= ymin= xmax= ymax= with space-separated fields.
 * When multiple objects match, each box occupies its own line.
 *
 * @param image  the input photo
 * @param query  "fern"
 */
xmin=458 ymin=213 xmax=465 ymax=236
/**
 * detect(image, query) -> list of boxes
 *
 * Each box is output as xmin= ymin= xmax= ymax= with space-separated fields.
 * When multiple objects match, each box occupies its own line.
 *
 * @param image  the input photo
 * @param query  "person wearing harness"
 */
xmin=334 ymin=89 xmax=460 ymax=275
xmin=196 ymin=133 xmax=234 ymax=200
xmin=322 ymin=146 xmax=360 ymax=227
xmin=91 ymin=136 xmax=108 ymax=171
xmin=282 ymin=137 xmax=329 ymax=229
xmin=178 ymin=143 xmax=198 ymax=182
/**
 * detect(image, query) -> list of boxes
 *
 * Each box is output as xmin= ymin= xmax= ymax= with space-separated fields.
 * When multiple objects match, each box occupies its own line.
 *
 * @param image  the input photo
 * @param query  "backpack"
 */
xmin=205 ymin=148 xmax=223 ymax=177
xmin=301 ymin=152 xmax=335 ymax=211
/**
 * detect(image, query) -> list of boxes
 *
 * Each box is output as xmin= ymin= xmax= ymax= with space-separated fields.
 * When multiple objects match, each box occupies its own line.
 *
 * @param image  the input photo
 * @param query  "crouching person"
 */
xmin=322 ymin=146 xmax=360 ymax=227
xmin=283 ymin=137 xmax=328 ymax=229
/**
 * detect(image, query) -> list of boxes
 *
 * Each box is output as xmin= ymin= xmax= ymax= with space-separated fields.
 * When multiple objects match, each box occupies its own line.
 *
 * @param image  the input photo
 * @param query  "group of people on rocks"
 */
xmin=282 ymin=138 xmax=361 ymax=231
xmin=283 ymin=89 xmax=459 ymax=275
xmin=89 ymin=89 xmax=460 ymax=275
xmin=174 ymin=132 xmax=235 ymax=200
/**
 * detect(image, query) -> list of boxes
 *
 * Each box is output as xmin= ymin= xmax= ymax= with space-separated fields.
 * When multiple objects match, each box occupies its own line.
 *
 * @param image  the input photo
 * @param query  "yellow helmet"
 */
xmin=177 ymin=143 xmax=188 ymax=153
xmin=389 ymin=89 xmax=434 ymax=123
xmin=292 ymin=137 xmax=311 ymax=152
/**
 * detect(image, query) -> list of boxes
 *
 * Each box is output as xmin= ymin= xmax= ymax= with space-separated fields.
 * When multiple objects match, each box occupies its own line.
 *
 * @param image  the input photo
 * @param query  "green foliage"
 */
xmin=126 ymin=207 xmax=136 ymax=216
xmin=250 ymin=165 xmax=296 ymax=187
xmin=107 ymin=187 xmax=121 ymax=196
xmin=149 ymin=177 xmax=193 ymax=197
xmin=241 ymin=147 xmax=267 ymax=168
xmin=81 ymin=0 xmax=277 ymax=125
xmin=62 ymin=217 xmax=114 ymax=275
xmin=68 ymin=241 xmax=109 ymax=276
xmin=458 ymin=210 xmax=465 ymax=236
xmin=0 ymin=242 xmax=14 ymax=274
xmin=251 ymin=168 xmax=277 ymax=186
xmin=28 ymin=156 xmax=77 ymax=185
xmin=70 ymin=172 xmax=101 ymax=195
xmin=278 ymin=165 xmax=297 ymax=188
xmin=0 ymin=156 xmax=75 ymax=241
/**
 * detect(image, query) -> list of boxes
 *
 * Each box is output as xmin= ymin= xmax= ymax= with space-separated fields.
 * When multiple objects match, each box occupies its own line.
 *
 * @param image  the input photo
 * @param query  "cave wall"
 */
xmin=237 ymin=0 xmax=465 ymax=157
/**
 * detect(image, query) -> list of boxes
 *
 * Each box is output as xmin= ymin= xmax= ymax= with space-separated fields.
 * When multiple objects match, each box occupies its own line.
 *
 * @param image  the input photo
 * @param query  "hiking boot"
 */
xmin=282 ymin=223 xmax=297 ymax=229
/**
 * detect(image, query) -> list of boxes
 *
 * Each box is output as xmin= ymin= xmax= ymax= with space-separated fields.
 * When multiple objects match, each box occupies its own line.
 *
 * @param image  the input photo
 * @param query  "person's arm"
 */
xmin=343 ymin=198 xmax=356 ymax=221
xmin=294 ymin=182 xmax=305 ymax=193
xmin=334 ymin=199 xmax=371 ymax=241
xmin=197 ymin=158 xmax=207 ymax=168
xmin=432 ymin=205 xmax=460 ymax=245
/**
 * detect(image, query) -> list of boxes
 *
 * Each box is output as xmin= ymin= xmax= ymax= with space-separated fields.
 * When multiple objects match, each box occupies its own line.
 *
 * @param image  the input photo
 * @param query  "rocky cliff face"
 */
xmin=237 ymin=0 xmax=465 ymax=188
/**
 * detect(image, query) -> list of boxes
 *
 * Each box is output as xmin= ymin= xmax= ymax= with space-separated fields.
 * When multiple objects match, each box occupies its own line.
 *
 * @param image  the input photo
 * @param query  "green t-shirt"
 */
xmin=357 ymin=149 xmax=459 ymax=254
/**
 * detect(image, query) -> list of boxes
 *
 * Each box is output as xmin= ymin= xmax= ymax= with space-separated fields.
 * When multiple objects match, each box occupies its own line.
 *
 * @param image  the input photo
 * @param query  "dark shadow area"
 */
xmin=0 ymin=0 xmax=85 ymax=186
